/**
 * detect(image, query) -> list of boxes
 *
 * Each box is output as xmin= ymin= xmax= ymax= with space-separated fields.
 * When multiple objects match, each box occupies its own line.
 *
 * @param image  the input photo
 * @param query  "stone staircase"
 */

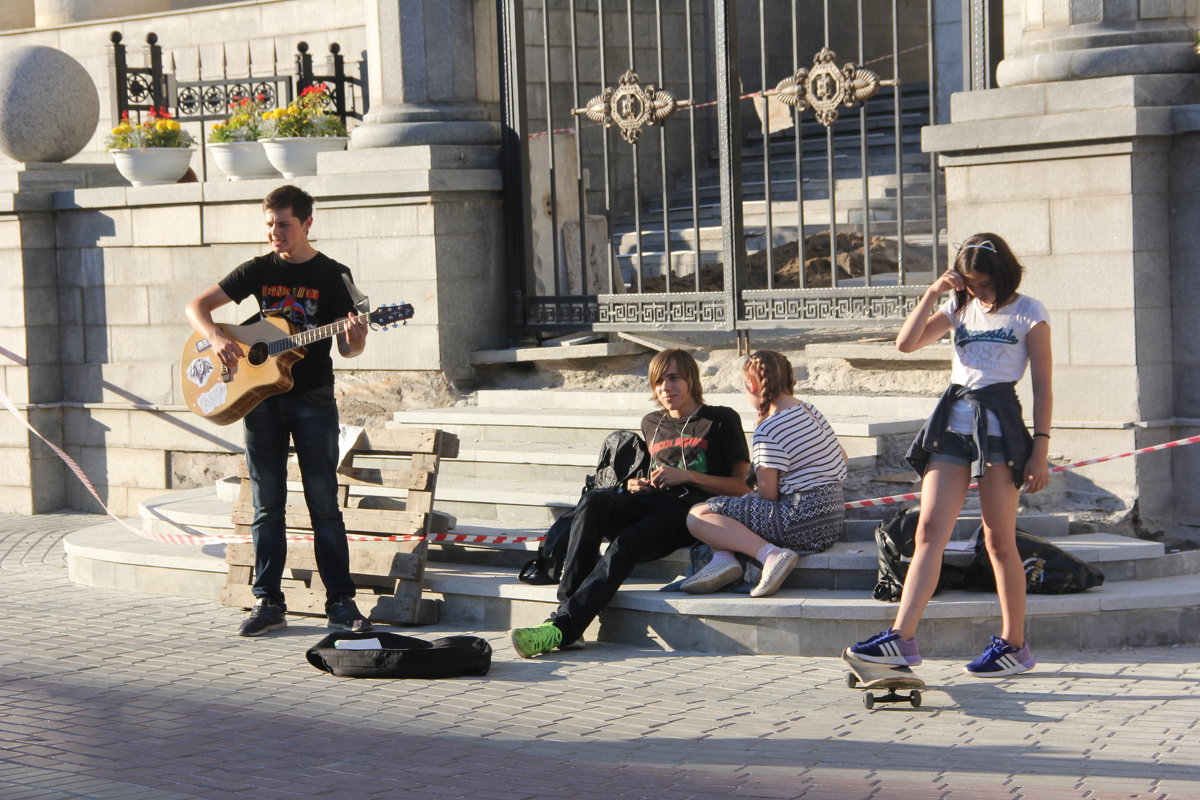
xmin=63 ymin=373 xmax=1200 ymax=658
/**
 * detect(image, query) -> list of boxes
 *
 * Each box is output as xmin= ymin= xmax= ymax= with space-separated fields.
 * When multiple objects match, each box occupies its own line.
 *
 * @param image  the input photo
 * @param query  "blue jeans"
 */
xmin=243 ymin=389 xmax=355 ymax=605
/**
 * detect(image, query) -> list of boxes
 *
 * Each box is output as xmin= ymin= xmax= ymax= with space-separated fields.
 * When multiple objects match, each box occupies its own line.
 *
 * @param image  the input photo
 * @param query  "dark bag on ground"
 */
xmin=871 ymin=507 xmax=976 ymax=602
xmin=960 ymin=526 xmax=1105 ymax=594
xmin=519 ymin=430 xmax=651 ymax=585
xmin=306 ymin=632 xmax=492 ymax=678
xmin=872 ymin=507 xmax=1105 ymax=601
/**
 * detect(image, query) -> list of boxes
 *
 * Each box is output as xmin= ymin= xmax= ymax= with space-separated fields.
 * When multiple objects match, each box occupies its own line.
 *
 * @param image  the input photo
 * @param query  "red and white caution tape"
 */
xmin=842 ymin=433 xmax=1200 ymax=509
xmin=6 ymin=383 xmax=1200 ymax=547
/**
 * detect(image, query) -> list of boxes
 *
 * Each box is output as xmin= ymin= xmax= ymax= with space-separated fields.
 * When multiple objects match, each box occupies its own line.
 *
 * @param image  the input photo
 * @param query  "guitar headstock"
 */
xmin=368 ymin=303 xmax=414 ymax=329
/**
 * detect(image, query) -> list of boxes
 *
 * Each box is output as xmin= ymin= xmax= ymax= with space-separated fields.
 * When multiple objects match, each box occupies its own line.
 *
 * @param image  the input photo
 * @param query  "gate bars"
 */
xmin=500 ymin=0 xmax=987 ymax=334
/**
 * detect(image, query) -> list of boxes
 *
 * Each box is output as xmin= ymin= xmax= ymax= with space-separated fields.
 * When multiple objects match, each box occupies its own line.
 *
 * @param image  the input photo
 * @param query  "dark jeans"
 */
xmin=243 ymin=390 xmax=355 ymax=605
xmin=551 ymin=488 xmax=694 ymax=643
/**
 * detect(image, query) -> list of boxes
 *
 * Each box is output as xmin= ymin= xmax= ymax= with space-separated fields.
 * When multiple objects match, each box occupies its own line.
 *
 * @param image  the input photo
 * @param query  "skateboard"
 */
xmin=841 ymin=647 xmax=926 ymax=709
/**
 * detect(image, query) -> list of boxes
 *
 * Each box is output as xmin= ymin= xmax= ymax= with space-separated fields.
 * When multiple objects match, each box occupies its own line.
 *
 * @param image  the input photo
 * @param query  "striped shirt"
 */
xmin=752 ymin=402 xmax=847 ymax=494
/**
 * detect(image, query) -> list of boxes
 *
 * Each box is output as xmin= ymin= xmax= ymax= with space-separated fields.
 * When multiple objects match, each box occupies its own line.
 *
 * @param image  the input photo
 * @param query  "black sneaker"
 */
xmin=238 ymin=599 xmax=287 ymax=637
xmin=326 ymin=596 xmax=372 ymax=632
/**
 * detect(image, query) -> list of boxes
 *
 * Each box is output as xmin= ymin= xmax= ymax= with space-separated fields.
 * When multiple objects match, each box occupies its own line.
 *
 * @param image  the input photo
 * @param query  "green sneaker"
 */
xmin=510 ymin=621 xmax=563 ymax=658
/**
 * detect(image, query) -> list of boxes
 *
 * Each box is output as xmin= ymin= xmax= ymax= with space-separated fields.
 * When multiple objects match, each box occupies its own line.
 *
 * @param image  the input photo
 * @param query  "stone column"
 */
xmin=350 ymin=0 xmax=499 ymax=149
xmin=923 ymin=1 xmax=1200 ymax=536
xmin=997 ymin=0 xmax=1198 ymax=86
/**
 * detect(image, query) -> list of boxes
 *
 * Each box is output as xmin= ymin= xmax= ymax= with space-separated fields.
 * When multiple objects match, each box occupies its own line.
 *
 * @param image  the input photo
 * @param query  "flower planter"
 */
xmin=259 ymin=137 xmax=348 ymax=178
xmin=110 ymin=147 xmax=194 ymax=186
xmin=208 ymin=141 xmax=279 ymax=181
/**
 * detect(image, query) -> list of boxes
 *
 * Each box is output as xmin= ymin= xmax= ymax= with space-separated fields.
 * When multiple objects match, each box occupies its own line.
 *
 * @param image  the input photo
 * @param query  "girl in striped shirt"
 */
xmin=682 ymin=350 xmax=847 ymax=597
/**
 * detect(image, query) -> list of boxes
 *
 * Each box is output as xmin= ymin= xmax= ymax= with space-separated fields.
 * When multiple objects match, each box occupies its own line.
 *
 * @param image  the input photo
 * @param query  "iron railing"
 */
xmin=501 ymin=0 xmax=993 ymax=334
xmin=109 ymin=31 xmax=367 ymax=179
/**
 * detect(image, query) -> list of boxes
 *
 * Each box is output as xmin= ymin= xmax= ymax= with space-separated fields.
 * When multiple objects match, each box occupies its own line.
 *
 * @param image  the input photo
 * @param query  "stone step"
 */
xmin=472 ymin=390 xmax=940 ymax=418
xmin=65 ymin=518 xmax=1200 ymax=657
xmin=426 ymin=561 xmax=1200 ymax=656
xmin=140 ymin=484 xmax=1075 ymax=549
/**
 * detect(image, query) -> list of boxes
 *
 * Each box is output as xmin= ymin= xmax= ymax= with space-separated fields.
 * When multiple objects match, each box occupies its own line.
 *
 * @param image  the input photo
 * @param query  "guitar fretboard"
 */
xmin=266 ymin=316 xmax=361 ymax=356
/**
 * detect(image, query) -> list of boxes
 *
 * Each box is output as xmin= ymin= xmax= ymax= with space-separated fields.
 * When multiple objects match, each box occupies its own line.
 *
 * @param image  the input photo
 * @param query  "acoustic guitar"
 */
xmin=180 ymin=303 xmax=413 ymax=425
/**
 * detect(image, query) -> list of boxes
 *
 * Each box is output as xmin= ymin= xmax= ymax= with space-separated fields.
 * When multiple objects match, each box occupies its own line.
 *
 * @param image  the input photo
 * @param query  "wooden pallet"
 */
xmin=221 ymin=427 xmax=458 ymax=624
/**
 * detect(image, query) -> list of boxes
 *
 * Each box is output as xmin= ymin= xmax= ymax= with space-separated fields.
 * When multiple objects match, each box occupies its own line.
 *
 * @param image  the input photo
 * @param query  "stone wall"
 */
xmin=0 ymin=152 xmax=504 ymax=517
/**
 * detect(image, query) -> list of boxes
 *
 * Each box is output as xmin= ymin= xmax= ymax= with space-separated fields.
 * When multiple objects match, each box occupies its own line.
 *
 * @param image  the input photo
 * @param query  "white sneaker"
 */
xmin=751 ymin=549 xmax=799 ymax=597
xmin=680 ymin=559 xmax=743 ymax=594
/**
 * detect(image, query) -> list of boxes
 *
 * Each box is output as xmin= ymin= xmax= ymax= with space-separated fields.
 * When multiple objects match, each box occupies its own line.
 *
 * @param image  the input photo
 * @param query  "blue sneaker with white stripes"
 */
xmin=964 ymin=635 xmax=1035 ymax=677
xmin=848 ymin=629 xmax=922 ymax=666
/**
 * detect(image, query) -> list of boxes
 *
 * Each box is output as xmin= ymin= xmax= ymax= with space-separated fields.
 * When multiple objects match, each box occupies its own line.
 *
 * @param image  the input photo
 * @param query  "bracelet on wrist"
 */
xmin=1033 ymin=432 xmax=1051 ymax=439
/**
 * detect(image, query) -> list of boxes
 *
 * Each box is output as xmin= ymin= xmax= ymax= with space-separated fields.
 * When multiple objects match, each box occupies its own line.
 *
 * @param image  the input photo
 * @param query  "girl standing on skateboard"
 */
xmin=681 ymin=350 xmax=847 ymax=598
xmin=846 ymin=233 xmax=1052 ymax=677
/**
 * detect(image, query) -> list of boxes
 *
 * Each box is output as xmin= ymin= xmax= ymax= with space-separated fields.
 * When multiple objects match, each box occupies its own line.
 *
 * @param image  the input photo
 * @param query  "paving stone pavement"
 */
xmin=0 ymin=512 xmax=1197 ymax=800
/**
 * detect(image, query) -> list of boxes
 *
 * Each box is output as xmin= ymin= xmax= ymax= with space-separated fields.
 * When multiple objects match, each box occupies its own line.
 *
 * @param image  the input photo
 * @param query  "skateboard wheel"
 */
xmin=909 ymin=690 xmax=922 ymax=708
xmin=863 ymin=692 xmax=875 ymax=710
xmin=846 ymin=673 xmax=858 ymax=688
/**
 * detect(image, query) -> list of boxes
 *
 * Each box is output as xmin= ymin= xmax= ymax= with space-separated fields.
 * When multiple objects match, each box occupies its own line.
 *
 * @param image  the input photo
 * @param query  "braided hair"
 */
xmin=744 ymin=350 xmax=795 ymax=423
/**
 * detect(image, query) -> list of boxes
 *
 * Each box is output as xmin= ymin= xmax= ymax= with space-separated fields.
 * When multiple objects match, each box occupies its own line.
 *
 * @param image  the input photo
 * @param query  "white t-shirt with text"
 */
xmin=939 ymin=293 xmax=1049 ymax=433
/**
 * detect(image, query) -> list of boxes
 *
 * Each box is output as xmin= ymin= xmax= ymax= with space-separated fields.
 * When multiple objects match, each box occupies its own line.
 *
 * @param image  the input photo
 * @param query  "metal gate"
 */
xmin=499 ymin=0 xmax=981 ymax=334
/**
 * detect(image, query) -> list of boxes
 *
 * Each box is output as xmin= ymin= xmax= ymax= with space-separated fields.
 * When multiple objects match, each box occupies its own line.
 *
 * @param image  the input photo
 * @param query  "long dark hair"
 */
xmin=953 ymin=232 xmax=1023 ymax=315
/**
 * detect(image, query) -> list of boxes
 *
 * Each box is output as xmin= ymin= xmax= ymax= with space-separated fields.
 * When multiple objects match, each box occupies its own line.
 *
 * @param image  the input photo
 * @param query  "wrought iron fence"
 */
xmin=501 ymin=0 xmax=989 ymax=334
xmin=108 ymin=31 xmax=367 ymax=179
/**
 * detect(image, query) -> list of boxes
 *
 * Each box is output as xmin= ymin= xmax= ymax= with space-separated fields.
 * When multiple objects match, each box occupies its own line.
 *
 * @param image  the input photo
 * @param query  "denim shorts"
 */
xmin=928 ymin=430 xmax=1007 ymax=468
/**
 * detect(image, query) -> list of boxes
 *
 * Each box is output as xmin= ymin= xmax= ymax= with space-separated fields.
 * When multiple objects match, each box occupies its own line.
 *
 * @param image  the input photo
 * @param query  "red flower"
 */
xmin=300 ymin=84 xmax=327 ymax=97
xmin=256 ymin=93 xmax=267 ymax=103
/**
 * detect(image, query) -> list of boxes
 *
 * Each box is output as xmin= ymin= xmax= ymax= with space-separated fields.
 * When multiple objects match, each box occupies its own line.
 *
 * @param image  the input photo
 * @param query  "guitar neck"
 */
xmin=269 ymin=317 xmax=354 ymax=356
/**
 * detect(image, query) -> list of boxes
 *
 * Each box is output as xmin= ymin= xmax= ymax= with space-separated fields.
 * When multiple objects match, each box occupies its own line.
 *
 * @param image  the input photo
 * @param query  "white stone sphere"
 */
xmin=0 ymin=46 xmax=100 ymax=163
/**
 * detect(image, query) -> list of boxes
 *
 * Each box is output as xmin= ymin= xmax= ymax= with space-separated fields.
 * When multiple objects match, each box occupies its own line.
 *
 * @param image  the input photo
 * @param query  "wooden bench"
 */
xmin=221 ymin=427 xmax=459 ymax=624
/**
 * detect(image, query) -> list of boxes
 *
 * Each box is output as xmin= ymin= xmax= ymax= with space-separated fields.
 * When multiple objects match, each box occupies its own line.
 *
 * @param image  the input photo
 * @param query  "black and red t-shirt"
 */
xmin=218 ymin=252 xmax=355 ymax=393
xmin=640 ymin=404 xmax=749 ymax=502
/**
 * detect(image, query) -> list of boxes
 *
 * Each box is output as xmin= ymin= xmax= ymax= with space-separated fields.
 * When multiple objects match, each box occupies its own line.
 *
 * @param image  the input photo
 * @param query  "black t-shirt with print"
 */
xmin=640 ymin=404 xmax=749 ymax=503
xmin=218 ymin=252 xmax=355 ymax=393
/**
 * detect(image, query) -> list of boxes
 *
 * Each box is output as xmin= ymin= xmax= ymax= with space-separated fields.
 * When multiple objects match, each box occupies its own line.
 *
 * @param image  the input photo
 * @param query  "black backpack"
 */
xmin=872 ymin=507 xmax=1106 ymax=601
xmin=871 ymin=507 xmax=974 ymax=602
xmin=959 ymin=526 xmax=1105 ymax=594
xmin=519 ymin=430 xmax=651 ymax=585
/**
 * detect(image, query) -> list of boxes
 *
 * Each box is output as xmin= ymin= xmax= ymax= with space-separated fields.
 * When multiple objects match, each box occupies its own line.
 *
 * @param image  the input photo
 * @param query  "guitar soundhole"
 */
xmin=247 ymin=342 xmax=270 ymax=367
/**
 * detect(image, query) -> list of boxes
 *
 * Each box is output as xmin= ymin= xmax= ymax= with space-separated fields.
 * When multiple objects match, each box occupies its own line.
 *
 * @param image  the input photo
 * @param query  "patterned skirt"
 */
xmin=706 ymin=482 xmax=845 ymax=553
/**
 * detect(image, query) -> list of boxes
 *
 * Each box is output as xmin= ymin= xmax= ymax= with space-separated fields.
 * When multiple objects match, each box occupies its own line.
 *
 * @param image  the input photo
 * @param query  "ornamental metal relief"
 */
xmin=574 ymin=70 xmax=691 ymax=144
xmin=773 ymin=47 xmax=881 ymax=126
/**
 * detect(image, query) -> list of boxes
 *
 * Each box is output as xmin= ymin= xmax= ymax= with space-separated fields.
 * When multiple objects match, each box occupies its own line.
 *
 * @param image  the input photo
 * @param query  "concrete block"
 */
xmin=56 ymin=208 xmax=132 ymax=248
xmin=2 ymin=365 xmax=29 ymax=402
xmin=14 ymin=247 xmax=58 ymax=288
xmin=1049 ymin=195 xmax=1133 ymax=255
xmin=199 ymin=201 xmax=270 ymax=245
xmin=949 ymin=84 xmax=1046 ymax=123
xmin=1024 ymin=252 xmax=1134 ymax=310
xmin=131 ymin=206 xmax=202 ymax=247
xmin=356 ymin=236 xmax=438 ymax=282
xmin=109 ymin=326 xmax=187 ymax=364
xmin=0 ymin=447 xmax=31 ymax=484
xmin=0 ymin=483 xmax=35 ymax=514
xmin=1054 ymin=365 xmax=1141 ymax=421
xmin=700 ymin=617 xmax=759 ymax=655
xmin=1119 ymin=608 xmax=1181 ymax=647
xmin=946 ymin=200 xmax=1051 ymax=256
xmin=316 ymin=205 xmax=430 ymax=240
xmin=957 ymin=154 xmax=1132 ymax=202
xmin=1066 ymin=309 xmax=1137 ymax=366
